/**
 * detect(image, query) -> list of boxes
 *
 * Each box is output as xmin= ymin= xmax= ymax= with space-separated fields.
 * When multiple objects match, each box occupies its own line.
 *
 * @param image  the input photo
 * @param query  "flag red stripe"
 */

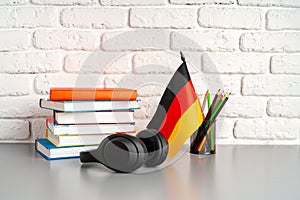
xmin=158 ymin=80 xmax=199 ymax=139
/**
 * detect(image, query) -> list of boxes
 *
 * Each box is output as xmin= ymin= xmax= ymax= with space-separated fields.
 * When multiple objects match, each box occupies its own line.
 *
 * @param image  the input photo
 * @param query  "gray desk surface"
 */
xmin=0 ymin=144 xmax=299 ymax=200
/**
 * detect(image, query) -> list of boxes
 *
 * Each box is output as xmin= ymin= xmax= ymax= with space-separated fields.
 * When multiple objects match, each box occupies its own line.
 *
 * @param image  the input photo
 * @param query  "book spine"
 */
xmin=50 ymin=90 xmax=137 ymax=101
xmin=54 ymin=111 xmax=134 ymax=125
xmin=53 ymin=111 xmax=56 ymax=124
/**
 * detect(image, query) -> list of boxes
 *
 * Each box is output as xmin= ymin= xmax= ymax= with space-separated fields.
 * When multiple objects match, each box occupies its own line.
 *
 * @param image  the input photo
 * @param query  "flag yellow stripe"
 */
xmin=167 ymin=99 xmax=203 ymax=158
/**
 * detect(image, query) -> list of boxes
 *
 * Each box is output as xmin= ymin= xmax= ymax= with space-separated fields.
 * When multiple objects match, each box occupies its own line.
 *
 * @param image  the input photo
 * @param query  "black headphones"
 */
xmin=80 ymin=129 xmax=169 ymax=173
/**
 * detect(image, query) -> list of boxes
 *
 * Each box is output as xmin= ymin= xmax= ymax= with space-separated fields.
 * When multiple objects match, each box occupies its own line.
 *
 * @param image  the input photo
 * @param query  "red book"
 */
xmin=46 ymin=118 xmax=55 ymax=128
xmin=50 ymin=88 xmax=138 ymax=101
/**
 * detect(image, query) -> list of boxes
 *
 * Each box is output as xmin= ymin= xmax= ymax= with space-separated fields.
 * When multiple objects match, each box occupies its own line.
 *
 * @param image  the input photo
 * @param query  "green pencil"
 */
xmin=207 ymin=91 xmax=211 ymax=110
xmin=207 ymin=91 xmax=213 ymax=151
xmin=210 ymin=98 xmax=223 ymax=121
xmin=209 ymin=92 xmax=229 ymax=151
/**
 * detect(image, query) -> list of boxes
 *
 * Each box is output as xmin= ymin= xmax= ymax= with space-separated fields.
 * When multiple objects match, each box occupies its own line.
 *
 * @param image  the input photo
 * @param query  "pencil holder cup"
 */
xmin=190 ymin=120 xmax=216 ymax=155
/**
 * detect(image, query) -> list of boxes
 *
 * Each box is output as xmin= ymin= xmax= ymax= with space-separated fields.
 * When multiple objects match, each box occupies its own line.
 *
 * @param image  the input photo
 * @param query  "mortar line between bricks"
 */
xmin=2 ymin=27 xmax=297 ymax=33
xmin=218 ymin=139 xmax=300 ymax=144
xmin=1 ymin=3 xmax=299 ymax=8
xmin=0 ymin=117 xmax=52 ymax=120
xmin=235 ymin=4 xmax=300 ymax=9
xmin=0 ymin=138 xmax=34 ymax=143
xmin=241 ymin=94 xmax=300 ymax=97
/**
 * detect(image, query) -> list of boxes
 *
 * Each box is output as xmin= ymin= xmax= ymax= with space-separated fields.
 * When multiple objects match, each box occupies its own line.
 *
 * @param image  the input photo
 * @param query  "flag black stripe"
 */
xmin=162 ymin=62 xmax=191 ymax=111
xmin=167 ymin=71 xmax=189 ymax=96
xmin=147 ymin=88 xmax=174 ymax=129
xmin=177 ymin=61 xmax=191 ymax=81
xmin=147 ymin=104 xmax=167 ymax=130
xmin=147 ymin=61 xmax=191 ymax=130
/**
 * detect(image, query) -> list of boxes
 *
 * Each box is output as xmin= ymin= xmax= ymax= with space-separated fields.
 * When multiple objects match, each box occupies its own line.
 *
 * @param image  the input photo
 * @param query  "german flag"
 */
xmin=147 ymin=52 xmax=204 ymax=158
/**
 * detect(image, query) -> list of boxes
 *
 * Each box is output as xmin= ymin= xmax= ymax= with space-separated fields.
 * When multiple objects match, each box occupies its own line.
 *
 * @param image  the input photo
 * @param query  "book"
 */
xmin=35 ymin=139 xmax=98 ymax=160
xmin=40 ymin=99 xmax=140 ymax=112
xmin=54 ymin=110 xmax=134 ymax=125
xmin=50 ymin=88 xmax=138 ymax=101
xmin=46 ymin=129 xmax=108 ymax=146
xmin=47 ymin=120 xmax=135 ymax=135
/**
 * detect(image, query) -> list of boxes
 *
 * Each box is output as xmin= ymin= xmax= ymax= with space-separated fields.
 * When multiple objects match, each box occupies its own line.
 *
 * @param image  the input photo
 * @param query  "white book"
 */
xmin=46 ymin=129 xmax=109 ymax=146
xmin=48 ymin=121 xmax=135 ymax=135
xmin=40 ymin=99 xmax=140 ymax=112
xmin=54 ymin=110 xmax=134 ymax=125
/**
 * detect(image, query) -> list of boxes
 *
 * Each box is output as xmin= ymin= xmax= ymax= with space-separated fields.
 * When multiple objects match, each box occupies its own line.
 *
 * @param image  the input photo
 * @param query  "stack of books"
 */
xmin=35 ymin=88 xmax=139 ymax=160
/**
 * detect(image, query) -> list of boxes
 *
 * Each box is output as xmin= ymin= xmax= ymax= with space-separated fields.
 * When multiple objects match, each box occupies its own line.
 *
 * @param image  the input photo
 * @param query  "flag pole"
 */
xmin=180 ymin=51 xmax=186 ymax=63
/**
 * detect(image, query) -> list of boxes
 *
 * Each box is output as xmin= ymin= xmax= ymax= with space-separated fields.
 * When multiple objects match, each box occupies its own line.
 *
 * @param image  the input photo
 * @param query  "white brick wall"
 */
xmin=237 ymin=0 xmax=300 ymax=8
xmin=61 ymin=8 xmax=128 ymax=29
xmin=130 ymin=8 xmax=197 ymax=28
xmin=64 ymin=52 xmax=131 ymax=74
xmin=34 ymin=74 xmax=105 ymax=94
xmin=0 ymin=0 xmax=28 ymax=5
xmin=240 ymin=32 xmax=300 ymax=52
xmin=202 ymin=53 xmax=268 ymax=74
xmin=267 ymin=98 xmax=300 ymax=118
xmin=242 ymin=75 xmax=300 ymax=96
xmin=266 ymin=9 xmax=300 ymax=30
xmin=171 ymin=30 xmax=239 ymax=51
xmin=0 ymin=7 xmax=58 ymax=28
xmin=102 ymin=30 xmax=169 ymax=51
xmin=32 ymin=0 xmax=97 ymax=5
xmin=198 ymin=7 xmax=262 ymax=29
xmin=170 ymin=0 xmax=234 ymax=5
xmin=0 ymin=119 xmax=29 ymax=140
xmin=234 ymin=119 xmax=300 ymax=140
xmin=0 ymin=30 xmax=31 ymax=51
xmin=0 ymin=1 xmax=299 ymax=145
xmin=0 ymin=52 xmax=62 ymax=73
xmin=271 ymin=55 xmax=300 ymax=74
xmin=0 ymin=75 xmax=32 ymax=96
xmin=101 ymin=0 xmax=166 ymax=6
xmin=33 ymin=30 xmax=100 ymax=50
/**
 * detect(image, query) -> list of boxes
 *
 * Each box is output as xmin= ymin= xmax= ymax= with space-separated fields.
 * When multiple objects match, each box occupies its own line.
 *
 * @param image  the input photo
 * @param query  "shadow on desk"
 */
xmin=77 ymin=154 xmax=212 ymax=200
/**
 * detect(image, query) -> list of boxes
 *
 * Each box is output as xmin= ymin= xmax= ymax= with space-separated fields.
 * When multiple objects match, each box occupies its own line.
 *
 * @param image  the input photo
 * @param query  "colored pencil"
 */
xmin=206 ymin=89 xmax=220 ymax=120
xmin=207 ymin=91 xmax=211 ymax=110
xmin=190 ymin=90 xmax=230 ymax=152
xmin=210 ymin=96 xmax=229 ymax=124
xmin=202 ymin=89 xmax=209 ymax=114
xmin=199 ymin=90 xmax=209 ymax=152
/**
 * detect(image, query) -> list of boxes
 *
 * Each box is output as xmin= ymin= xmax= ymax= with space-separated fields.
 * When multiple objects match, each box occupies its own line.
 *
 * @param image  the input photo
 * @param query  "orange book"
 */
xmin=50 ymin=88 xmax=138 ymax=101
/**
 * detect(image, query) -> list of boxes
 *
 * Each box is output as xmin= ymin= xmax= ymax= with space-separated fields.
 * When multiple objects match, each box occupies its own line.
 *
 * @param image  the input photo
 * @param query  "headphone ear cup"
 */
xmin=136 ymin=129 xmax=168 ymax=167
xmin=96 ymin=134 xmax=147 ymax=173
